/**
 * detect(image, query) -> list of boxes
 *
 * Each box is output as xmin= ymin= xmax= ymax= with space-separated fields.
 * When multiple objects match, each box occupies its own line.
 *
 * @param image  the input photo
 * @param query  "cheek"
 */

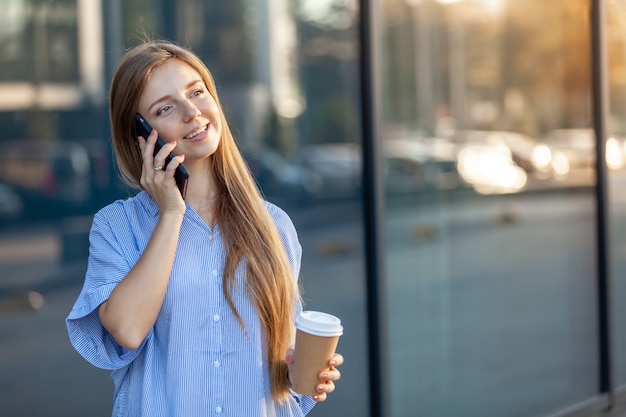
xmin=206 ymin=99 xmax=221 ymax=118
xmin=152 ymin=124 xmax=178 ymax=143
xmin=207 ymin=106 xmax=223 ymax=132
xmin=213 ymin=118 xmax=223 ymax=139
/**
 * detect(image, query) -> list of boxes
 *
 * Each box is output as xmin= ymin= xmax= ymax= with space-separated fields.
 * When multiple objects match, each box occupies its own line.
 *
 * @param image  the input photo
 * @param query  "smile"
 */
xmin=183 ymin=124 xmax=208 ymax=140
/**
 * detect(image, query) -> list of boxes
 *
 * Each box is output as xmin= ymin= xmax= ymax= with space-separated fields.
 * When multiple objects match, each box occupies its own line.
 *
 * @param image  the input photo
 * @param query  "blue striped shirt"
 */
xmin=66 ymin=191 xmax=316 ymax=417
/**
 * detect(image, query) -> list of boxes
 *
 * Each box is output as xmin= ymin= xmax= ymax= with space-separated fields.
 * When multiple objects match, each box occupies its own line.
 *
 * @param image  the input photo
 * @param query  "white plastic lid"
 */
xmin=296 ymin=311 xmax=343 ymax=337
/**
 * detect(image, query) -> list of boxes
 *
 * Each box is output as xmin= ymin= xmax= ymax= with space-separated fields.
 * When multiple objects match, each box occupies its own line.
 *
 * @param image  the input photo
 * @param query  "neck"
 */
xmin=184 ymin=161 xmax=220 ymax=226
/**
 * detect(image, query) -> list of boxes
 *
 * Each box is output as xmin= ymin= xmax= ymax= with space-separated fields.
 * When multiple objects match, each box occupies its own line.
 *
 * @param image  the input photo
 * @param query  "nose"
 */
xmin=182 ymin=99 xmax=201 ymax=122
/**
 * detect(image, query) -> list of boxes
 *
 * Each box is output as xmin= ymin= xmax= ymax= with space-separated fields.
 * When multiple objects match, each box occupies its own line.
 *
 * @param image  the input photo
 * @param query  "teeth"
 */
xmin=184 ymin=125 xmax=207 ymax=140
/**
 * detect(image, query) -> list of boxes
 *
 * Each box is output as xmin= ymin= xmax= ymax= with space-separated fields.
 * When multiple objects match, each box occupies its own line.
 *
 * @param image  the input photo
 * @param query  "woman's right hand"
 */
xmin=138 ymin=129 xmax=186 ymax=216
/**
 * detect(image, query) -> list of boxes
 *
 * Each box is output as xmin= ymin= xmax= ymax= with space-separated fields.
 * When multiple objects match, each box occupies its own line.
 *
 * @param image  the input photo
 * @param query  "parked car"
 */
xmin=382 ymin=138 xmax=465 ymax=194
xmin=0 ymin=140 xmax=92 ymax=214
xmin=244 ymin=148 xmax=310 ymax=199
xmin=540 ymin=128 xmax=595 ymax=179
xmin=455 ymin=141 xmax=528 ymax=194
xmin=292 ymin=143 xmax=362 ymax=200
xmin=539 ymin=128 xmax=626 ymax=179
xmin=449 ymin=130 xmax=549 ymax=175
xmin=0 ymin=181 xmax=23 ymax=223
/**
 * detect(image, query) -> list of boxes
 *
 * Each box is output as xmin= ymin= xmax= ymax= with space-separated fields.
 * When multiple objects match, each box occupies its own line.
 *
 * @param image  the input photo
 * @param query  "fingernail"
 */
xmin=320 ymin=373 xmax=328 ymax=379
xmin=330 ymin=360 xmax=336 ymax=366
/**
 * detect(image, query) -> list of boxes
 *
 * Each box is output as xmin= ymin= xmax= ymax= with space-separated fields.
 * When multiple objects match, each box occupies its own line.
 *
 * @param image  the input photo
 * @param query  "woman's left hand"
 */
xmin=312 ymin=352 xmax=343 ymax=402
xmin=285 ymin=348 xmax=344 ymax=402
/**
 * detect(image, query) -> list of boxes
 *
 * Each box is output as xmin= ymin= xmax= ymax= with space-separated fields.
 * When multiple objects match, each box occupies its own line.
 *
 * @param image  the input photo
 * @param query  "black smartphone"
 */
xmin=135 ymin=113 xmax=189 ymax=198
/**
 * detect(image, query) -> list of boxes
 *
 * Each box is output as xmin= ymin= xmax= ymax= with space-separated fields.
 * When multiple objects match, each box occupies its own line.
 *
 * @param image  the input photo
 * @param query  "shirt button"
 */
xmin=215 ymin=406 xmax=222 ymax=414
xmin=212 ymin=270 xmax=217 ymax=277
xmin=213 ymin=314 xmax=220 ymax=322
xmin=208 ymin=234 xmax=213 ymax=240
xmin=214 ymin=360 xmax=221 ymax=368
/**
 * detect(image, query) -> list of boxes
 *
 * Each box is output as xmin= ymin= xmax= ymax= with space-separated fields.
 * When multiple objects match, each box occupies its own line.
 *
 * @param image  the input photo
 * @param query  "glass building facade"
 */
xmin=1 ymin=1 xmax=626 ymax=416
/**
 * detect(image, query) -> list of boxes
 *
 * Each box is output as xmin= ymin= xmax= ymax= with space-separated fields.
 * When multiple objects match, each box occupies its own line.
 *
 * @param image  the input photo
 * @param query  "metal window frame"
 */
xmin=358 ymin=0 xmax=389 ymax=416
xmin=591 ymin=0 xmax=615 ymax=407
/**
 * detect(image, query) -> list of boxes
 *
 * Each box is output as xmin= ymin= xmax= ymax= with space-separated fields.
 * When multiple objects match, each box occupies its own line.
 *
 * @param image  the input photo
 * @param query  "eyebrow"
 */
xmin=147 ymin=79 xmax=204 ymax=114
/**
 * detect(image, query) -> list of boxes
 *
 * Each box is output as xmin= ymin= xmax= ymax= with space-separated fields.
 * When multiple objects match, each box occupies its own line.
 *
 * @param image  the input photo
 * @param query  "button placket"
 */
xmin=212 ymin=310 xmax=224 ymax=416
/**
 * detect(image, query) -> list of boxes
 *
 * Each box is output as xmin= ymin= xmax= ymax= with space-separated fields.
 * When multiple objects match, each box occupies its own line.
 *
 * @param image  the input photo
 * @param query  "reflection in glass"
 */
xmin=0 ymin=1 xmax=366 ymax=416
xmin=382 ymin=0 xmax=598 ymax=416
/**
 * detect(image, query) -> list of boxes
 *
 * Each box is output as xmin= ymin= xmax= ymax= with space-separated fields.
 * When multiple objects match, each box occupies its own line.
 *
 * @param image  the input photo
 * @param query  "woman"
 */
xmin=66 ymin=40 xmax=342 ymax=416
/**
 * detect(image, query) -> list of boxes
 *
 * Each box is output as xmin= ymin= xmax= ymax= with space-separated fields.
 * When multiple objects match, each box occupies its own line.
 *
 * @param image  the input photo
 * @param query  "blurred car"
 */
xmin=606 ymin=135 xmax=626 ymax=170
xmin=292 ymin=143 xmax=362 ymax=200
xmin=449 ymin=130 xmax=549 ymax=175
xmin=540 ymin=128 xmax=594 ymax=178
xmin=0 ymin=181 xmax=23 ymax=222
xmin=0 ymin=140 xmax=92 ymax=213
xmin=383 ymin=138 xmax=465 ymax=194
xmin=244 ymin=148 xmax=310 ymax=199
xmin=81 ymin=138 xmax=113 ymax=195
xmin=539 ymin=128 xmax=626 ymax=179
xmin=456 ymin=142 xmax=527 ymax=194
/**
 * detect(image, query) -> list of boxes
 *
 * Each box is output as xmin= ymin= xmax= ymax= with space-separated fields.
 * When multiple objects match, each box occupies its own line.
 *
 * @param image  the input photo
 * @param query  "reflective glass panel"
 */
xmin=0 ymin=1 xmax=367 ymax=416
xmin=380 ymin=0 xmax=598 ymax=416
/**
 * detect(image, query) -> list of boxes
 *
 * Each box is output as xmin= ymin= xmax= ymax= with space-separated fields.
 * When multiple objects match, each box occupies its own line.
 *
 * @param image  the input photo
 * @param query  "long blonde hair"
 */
xmin=109 ymin=40 xmax=298 ymax=402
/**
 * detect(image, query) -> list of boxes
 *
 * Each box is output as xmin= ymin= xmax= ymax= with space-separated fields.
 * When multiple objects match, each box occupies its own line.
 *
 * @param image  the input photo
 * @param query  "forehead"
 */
xmin=153 ymin=58 xmax=200 ymax=80
xmin=142 ymin=59 xmax=203 ymax=99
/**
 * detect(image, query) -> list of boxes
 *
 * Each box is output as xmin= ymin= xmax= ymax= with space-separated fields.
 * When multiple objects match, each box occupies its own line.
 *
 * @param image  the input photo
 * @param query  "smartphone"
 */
xmin=135 ymin=113 xmax=189 ymax=198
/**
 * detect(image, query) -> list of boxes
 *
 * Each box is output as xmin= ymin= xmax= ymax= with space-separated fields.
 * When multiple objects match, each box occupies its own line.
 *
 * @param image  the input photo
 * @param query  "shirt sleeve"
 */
xmin=65 ymin=207 xmax=149 ymax=370
xmin=292 ymin=391 xmax=317 ymax=415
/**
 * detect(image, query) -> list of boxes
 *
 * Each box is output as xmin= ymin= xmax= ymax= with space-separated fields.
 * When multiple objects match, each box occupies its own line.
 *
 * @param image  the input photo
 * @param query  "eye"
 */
xmin=192 ymin=88 xmax=204 ymax=97
xmin=157 ymin=105 xmax=173 ymax=116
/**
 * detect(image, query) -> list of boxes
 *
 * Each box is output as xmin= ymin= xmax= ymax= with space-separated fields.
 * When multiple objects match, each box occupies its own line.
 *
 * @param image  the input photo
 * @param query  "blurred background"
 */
xmin=2 ymin=0 xmax=626 ymax=416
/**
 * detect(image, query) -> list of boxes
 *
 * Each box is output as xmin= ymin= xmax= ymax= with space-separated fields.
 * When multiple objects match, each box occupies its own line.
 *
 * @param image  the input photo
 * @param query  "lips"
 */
xmin=183 ymin=124 xmax=209 ymax=140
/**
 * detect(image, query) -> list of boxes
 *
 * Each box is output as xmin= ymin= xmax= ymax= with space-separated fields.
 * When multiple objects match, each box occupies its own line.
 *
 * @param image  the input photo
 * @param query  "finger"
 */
xmin=317 ymin=381 xmax=335 ymax=394
xmin=329 ymin=353 xmax=344 ymax=367
xmin=137 ymin=135 xmax=146 ymax=152
xmin=142 ymin=129 xmax=157 ymax=157
xmin=141 ymin=130 xmax=159 ymax=172
xmin=312 ymin=392 xmax=327 ymax=402
xmin=319 ymin=369 xmax=341 ymax=382
xmin=154 ymin=143 xmax=180 ymax=174
xmin=284 ymin=349 xmax=295 ymax=365
xmin=164 ymin=154 xmax=185 ymax=174
xmin=155 ymin=140 xmax=176 ymax=158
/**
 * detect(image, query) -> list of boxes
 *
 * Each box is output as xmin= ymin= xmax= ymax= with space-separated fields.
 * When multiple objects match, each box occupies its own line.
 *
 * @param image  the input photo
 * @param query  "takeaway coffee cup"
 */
xmin=292 ymin=311 xmax=343 ymax=396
